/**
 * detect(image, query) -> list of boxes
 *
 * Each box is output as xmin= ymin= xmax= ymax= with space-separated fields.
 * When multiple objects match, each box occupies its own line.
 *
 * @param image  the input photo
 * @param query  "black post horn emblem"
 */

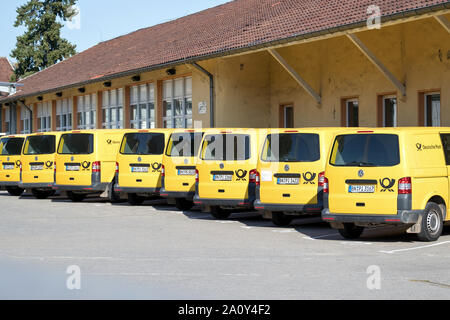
xmin=379 ymin=178 xmax=396 ymax=192
xmin=302 ymin=172 xmax=317 ymax=184
xmin=235 ymin=169 xmax=248 ymax=181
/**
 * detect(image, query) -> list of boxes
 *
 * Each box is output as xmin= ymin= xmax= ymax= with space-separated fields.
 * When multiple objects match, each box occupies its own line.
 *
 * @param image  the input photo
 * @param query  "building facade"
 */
xmin=1 ymin=0 xmax=449 ymax=133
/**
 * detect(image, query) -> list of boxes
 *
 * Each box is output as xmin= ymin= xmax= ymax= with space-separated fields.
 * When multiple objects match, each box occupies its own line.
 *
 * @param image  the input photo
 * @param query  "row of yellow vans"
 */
xmin=1 ymin=127 xmax=449 ymax=242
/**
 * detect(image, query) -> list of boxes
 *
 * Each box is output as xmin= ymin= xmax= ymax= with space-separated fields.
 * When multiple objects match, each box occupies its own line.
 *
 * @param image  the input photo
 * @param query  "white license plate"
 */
xmin=349 ymin=185 xmax=375 ymax=193
xmin=31 ymin=165 xmax=44 ymax=171
xmin=3 ymin=165 xmax=14 ymax=170
xmin=131 ymin=166 xmax=149 ymax=173
xmin=178 ymin=169 xmax=196 ymax=176
xmin=277 ymin=177 xmax=300 ymax=185
xmin=66 ymin=165 xmax=80 ymax=172
xmin=213 ymin=174 xmax=232 ymax=181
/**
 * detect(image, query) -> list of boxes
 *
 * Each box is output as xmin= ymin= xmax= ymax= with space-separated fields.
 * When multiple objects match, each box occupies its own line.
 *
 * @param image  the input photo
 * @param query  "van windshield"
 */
xmin=330 ymin=134 xmax=400 ymax=167
xmin=201 ymin=134 xmax=251 ymax=161
xmin=58 ymin=134 xmax=94 ymax=155
xmin=24 ymin=135 xmax=56 ymax=155
xmin=261 ymin=133 xmax=320 ymax=162
xmin=166 ymin=132 xmax=204 ymax=157
xmin=120 ymin=133 xmax=165 ymax=155
xmin=1 ymin=138 xmax=24 ymax=155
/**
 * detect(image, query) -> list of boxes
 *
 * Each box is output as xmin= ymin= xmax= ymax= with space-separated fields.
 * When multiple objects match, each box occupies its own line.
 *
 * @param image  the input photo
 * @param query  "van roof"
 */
xmin=333 ymin=127 xmax=450 ymax=134
xmin=62 ymin=129 xmax=135 ymax=134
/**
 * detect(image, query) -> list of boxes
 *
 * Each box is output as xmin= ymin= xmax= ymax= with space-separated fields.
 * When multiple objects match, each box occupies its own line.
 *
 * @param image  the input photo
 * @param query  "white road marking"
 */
xmin=303 ymin=233 xmax=339 ymax=240
xmin=379 ymin=241 xmax=450 ymax=254
xmin=216 ymin=221 xmax=238 ymax=224
xmin=272 ymin=229 xmax=296 ymax=233
xmin=339 ymin=241 xmax=372 ymax=246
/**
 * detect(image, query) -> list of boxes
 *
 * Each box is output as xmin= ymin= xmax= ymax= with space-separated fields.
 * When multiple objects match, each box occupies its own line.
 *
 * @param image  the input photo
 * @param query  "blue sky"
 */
xmin=0 ymin=0 xmax=231 ymax=61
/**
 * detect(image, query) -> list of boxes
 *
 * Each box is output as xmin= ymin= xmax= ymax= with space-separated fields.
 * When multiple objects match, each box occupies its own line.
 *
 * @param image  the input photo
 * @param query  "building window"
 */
xmin=37 ymin=102 xmax=51 ymax=132
xmin=130 ymin=83 xmax=155 ymax=129
xmin=4 ymin=107 xmax=10 ymax=134
xmin=56 ymin=98 xmax=73 ymax=131
xmin=425 ymin=93 xmax=440 ymax=127
xmin=382 ymin=95 xmax=397 ymax=127
xmin=162 ymin=77 xmax=192 ymax=128
xmin=102 ymin=89 xmax=123 ymax=129
xmin=20 ymin=106 xmax=32 ymax=134
xmin=279 ymin=105 xmax=294 ymax=128
xmin=77 ymin=94 xmax=97 ymax=129
xmin=345 ymin=99 xmax=359 ymax=127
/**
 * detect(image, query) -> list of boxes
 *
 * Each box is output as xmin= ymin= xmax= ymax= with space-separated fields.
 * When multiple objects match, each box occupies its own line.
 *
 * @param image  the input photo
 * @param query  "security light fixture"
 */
xmin=37 ymin=96 xmax=43 ymax=101
xmin=132 ymin=75 xmax=141 ymax=82
xmin=56 ymin=92 xmax=63 ymax=97
xmin=166 ymin=68 xmax=176 ymax=76
xmin=78 ymin=87 xmax=86 ymax=93
xmin=103 ymin=81 xmax=112 ymax=87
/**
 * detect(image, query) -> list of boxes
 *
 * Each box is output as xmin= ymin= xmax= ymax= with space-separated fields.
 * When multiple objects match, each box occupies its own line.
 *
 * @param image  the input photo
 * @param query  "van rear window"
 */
xmin=24 ymin=135 xmax=56 ymax=155
xmin=58 ymin=134 xmax=94 ymax=155
xmin=330 ymin=134 xmax=400 ymax=167
xmin=261 ymin=133 xmax=320 ymax=162
xmin=166 ymin=132 xmax=204 ymax=157
xmin=201 ymin=134 xmax=251 ymax=161
xmin=1 ymin=138 xmax=24 ymax=156
xmin=120 ymin=133 xmax=165 ymax=155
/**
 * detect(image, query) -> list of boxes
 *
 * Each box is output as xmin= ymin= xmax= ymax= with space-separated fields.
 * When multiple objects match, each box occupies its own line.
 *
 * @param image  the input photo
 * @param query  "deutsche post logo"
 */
xmin=302 ymin=172 xmax=316 ymax=185
xmin=15 ymin=160 xmax=21 ymax=168
xmin=379 ymin=178 xmax=396 ymax=192
xmin=235 ymin=169 xmax=248 ymax=181
xmin=107 ymin=139 xmax=112 ymax=145
xmin=82 ymin=161 xmax=91 ymax=170
xmin=416 ymin=143 xmax=422 ymax=151
xmin=45 ymin=161 xmax=53 ymax=169
xmin=152 ymin=162 xmax=162 ymax=172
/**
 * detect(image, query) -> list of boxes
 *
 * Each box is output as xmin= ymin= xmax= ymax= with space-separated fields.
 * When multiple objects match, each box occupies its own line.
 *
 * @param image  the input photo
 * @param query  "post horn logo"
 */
xmin=45 ymin=161 xmax=53 ymax=169
xmin=152 ymin=162 xmax=162 ymax=172
xmin=15 ymin=160 xmax=21 ymax=168
xmin=82 ymin=161 xmax=91 ymax=170
xmin=379 ymin=178 xmax=396 ymax=192
xmin=107 ymin=139 xmax=112 ymax=145
xmin=235 ymin=169 xmax=248 ymax=181
xmin=302 ymin=172 xmax=316 ymax=184
xmin=416 ymin=143 xmax=422 ymax=151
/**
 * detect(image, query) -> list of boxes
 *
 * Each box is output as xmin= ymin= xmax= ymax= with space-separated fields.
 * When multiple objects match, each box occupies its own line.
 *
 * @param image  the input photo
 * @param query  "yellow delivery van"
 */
xmin=20 ymin=132 xmax=62 ymax=199
xmin=194 ymin=129 xmax=266 ymax=219
xmin=322 ymin=127 xmax=450 ymax=242
xmin=54 ymin=129 xmax=130 ymax=202
xmin=0 ymin=134 xmax=27 ymax=196
xmin=114 ymin=129 xmax=173 ymax=205
xmin=254 ymin=128 xmax=345 ymax=226
xmin=160 ymin=129 xmax=206 ymax=210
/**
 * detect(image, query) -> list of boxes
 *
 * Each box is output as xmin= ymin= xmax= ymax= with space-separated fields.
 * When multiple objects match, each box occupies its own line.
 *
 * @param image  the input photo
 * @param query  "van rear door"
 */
xmin=328 ymin=133 xmax=402 ymax=215
xmin=22 ymin=134 xmax=57 ymax=184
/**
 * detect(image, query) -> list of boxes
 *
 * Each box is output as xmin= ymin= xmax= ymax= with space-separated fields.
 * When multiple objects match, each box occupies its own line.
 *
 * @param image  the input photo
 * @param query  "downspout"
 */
xmin=18 ymin=100 xmax=33 ymax=133
xmin=191 ymin=62 xmax=214 ymax=128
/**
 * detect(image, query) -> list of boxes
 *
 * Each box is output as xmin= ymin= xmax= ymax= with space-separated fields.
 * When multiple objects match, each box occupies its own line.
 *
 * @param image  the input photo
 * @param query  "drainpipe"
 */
xmin=191 ymin=62 xmax=214 ymax=128
xmin=18 ymin=100 xmax=33 ymax=133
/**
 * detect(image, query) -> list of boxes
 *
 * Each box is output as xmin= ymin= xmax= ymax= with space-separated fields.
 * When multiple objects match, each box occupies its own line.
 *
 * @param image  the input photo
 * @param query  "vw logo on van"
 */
xmin=71 ymin=156 xmax=74 ymax=161
xmin=138 ymin=157 xmax=142 ymax=163
xmin=358 ymin=170 xmax=365 ymax=178
xmin=35 ymin=156 xmax=38 ymax=161
xmin=284 ymin=165 xmax=290 ymax=172
xmin=220 ymin=163 xmax=224 ymax=169
xmin=184 ymin=159 xmax=189 ymax=165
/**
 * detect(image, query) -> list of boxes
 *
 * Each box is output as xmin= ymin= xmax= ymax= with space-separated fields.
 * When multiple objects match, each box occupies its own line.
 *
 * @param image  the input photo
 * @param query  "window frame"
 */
xmin=424 ymin=92 xmax=441 ymax=127
xmin=382 ymin=95 xmax=397 ymax=127
xmin=130 ymin=83 xmax=156 ymax=129
xmin=162 ymin=77 xmax=192 ymax=129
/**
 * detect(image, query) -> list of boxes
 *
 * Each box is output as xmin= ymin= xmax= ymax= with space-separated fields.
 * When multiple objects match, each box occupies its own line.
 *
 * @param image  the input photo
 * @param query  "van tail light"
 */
xmin=161 ymin=164 xmax=165 ymax=177
xmin=195 ymin=169 xmax=199 ymax=183
xmin=320 ymin=174 xmax=329 ymax=194
xmin=318 ymin=172 xmax=325 ymax=187
xmin=249 ymin=169 xmax=259 ymax=185
xmin=115 ymin=162 xmax=119 ymax=174
xmin=92 ymin=161 xmax=101 ymax=173
xmin=398 ymin=177 xmax=412 ymax=194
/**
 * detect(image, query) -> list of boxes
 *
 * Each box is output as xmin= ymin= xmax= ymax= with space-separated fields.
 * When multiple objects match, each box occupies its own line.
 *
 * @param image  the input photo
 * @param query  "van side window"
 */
xmin=440 ymin=134 xmax=450 ymax=165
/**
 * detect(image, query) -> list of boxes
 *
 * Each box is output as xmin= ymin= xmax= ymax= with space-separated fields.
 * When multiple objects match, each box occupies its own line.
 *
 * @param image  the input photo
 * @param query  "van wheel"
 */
xmin=127 ymin=193 xmax=146 ymax=206
xmin=175 ymin=198 xmax=194 ymax=211
xmin=108 ymin=181 xmax=121 ymax=203
xmin=6 ymin=187 xmax=24 ymax=196
xmin=338 ymin=223 xmax=364 ymax=239
xmin=67 ymin=191 xmax=86 ymax=202
xmin=272 ymin=212 xmax=293 ymax=227
xmin=210 ymin=206 xmax=231 ymax=219
xmin=417 ymin=202 xmax=444 ymax=242
xmin=31 ymin=189 xmax=55 ymax=199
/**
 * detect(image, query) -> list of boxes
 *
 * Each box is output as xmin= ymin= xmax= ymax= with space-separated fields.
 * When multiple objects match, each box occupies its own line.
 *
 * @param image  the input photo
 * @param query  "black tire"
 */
xmin=174 ymin=198 xmax=194 ymax=211
xmin=108 ymin=181 xmax=121 ymax=203
xmin=417 ymin=202 xmax=444 ymax=242
xmin=31 ymin=189 xmax=55 ymax=199
xmin=6 ymin=186 xmax=24 ymax=196
xmin=127 ymin=193 xmax=146 ymax=206
xmin=271 ymin=212 xmax=293 ymax=227
xmin=338 ymin=223 xmax=365 ymax=240
xmin=210 ymin=206 xmax=231 ymax=219
xmin=66 ymin=191 xmax=86 ymax=202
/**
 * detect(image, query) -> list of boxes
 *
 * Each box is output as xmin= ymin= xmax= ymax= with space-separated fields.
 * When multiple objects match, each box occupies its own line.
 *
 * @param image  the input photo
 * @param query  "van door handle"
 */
xmin=283 ymin=194 xmax=291 ymax=198
xmin=182 ymin=183 xmax=189 ymax=186
xmin=136 ymin=179 xmax=142 ymax=183
xmin=69 ymin=178 xmax=74 ymax=181
xmin=356 ymin=203 xmax=366 ymax=207
xmin=218 ymin=189 xmax=225 ymax=193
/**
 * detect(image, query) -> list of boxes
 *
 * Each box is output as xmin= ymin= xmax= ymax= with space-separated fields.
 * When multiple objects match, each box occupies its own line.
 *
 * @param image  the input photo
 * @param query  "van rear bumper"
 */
xmin=193 ymin=195 xmax=255 ymax=208
xmin=114 ymin=186 xmax=160 ymax=195
xmin=254 ymin=200 xmax=322 ymax=214
xmin=53 ymin=182 xmax=108 ymax=193
xmin=321 ymin=209 xmax=422 ymax=225
xmin=20 ymin=182 xmax=54 ymax=189
xmin=0 ymin=181 xmax=21 ymax=187
xmin=159 ymin=187 xmax=194 ymax=200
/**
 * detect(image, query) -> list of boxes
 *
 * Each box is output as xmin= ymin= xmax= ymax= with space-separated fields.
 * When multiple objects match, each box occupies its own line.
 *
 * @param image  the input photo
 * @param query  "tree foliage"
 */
xmin=11 ymin=0 xmax=78 ymax=80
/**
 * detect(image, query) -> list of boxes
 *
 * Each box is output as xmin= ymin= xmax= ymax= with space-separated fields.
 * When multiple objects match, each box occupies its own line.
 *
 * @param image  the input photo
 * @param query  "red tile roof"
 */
xmin=0 ymin=58 xmax=13 ymax=83
xmin=3 ymin=0 xmax=450 ymax=101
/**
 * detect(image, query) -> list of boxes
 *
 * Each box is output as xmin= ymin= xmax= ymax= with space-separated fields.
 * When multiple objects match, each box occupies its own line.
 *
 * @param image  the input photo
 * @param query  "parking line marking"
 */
xmin=303 ymin=233 xmax=339 ymax=240
xmin=379 ymin=241 xmax=450 ymax=254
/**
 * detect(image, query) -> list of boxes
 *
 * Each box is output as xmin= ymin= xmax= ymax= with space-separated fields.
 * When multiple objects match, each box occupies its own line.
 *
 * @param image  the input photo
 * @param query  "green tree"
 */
xmin=11 ymin=0 xmax=78 ymax=79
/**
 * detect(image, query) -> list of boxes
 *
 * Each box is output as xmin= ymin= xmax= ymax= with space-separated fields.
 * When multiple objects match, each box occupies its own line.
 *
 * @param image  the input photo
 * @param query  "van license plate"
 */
xmin=178 ymin=169 xmax=196 ymax=176
xmin=349 ymin=185 xmax=375 ymax=193
xmin=31 ymin=165 xmax=44 ymax=171
xmin=131 ymin=166 xmax=149 ymax=173
xmin=66 ymin=165 xmax=80 ymax=172
xmin=3 ymin=165 xmax=14 ymax=170
xmin=277 ymin=178 xmax=300 ymax=185
xmin=213 ymin=174 xmax=232 ymax=181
